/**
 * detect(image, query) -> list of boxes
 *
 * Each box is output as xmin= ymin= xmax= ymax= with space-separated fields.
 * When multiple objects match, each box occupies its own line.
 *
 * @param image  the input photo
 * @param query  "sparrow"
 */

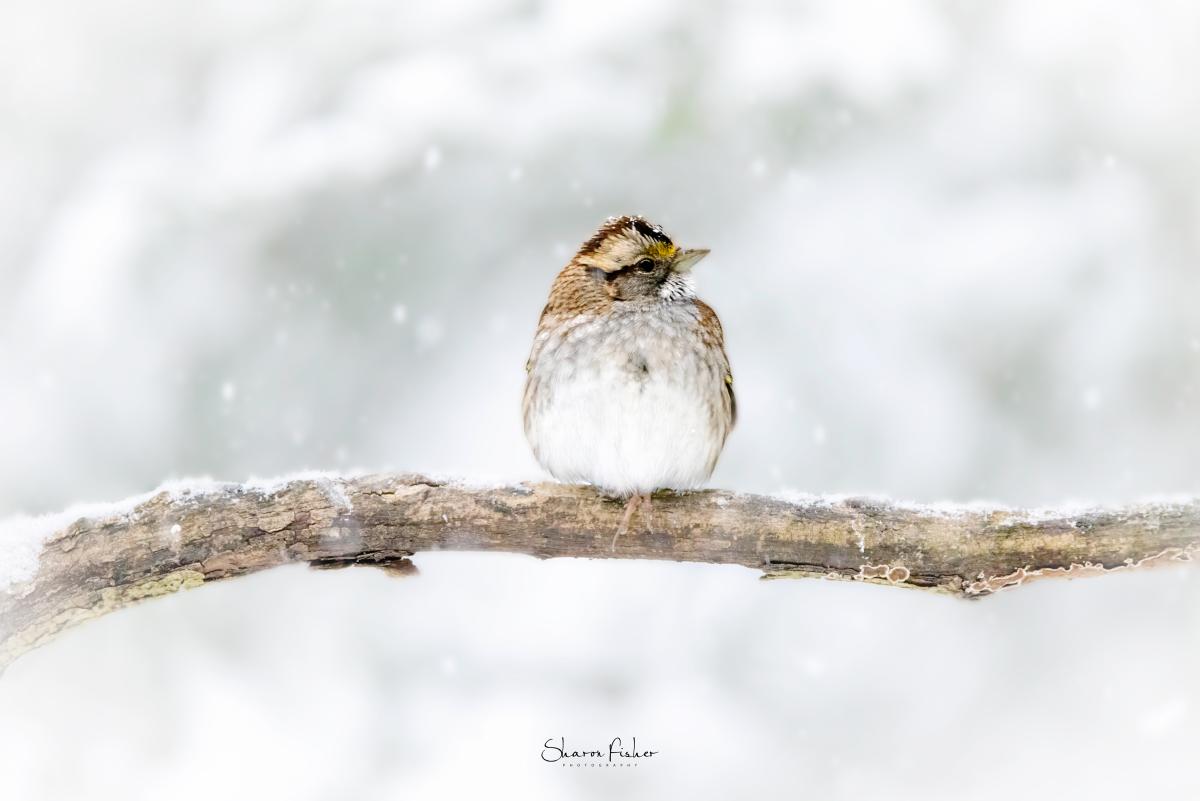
xmin=522 ymin=215 xmax=736 ymax=545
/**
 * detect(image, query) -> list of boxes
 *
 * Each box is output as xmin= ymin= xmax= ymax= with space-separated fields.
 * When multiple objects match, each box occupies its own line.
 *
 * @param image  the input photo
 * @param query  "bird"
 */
xmin=522 ymin=215 xmax=736 ymax=546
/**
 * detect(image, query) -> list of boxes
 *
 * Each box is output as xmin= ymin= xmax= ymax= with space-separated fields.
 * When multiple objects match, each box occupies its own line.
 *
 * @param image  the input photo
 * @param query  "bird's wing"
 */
xmin=694 ymin=299 xmax=736 ymax=429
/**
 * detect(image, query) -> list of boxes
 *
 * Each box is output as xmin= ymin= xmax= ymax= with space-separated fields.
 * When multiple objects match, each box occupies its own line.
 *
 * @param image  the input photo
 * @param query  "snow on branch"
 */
xmin=2 ymin=473 xmax=1198 ymax=670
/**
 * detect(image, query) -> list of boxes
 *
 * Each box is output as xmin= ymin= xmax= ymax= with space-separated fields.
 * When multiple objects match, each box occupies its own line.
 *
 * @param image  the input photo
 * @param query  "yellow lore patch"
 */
xmin=646 ymin=241 xmax=677 ymax=259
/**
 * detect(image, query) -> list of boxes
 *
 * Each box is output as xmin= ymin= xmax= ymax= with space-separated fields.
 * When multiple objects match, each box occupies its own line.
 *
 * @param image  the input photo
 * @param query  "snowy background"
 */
xmin=2 ymin=0 xmax=1199 ymax=798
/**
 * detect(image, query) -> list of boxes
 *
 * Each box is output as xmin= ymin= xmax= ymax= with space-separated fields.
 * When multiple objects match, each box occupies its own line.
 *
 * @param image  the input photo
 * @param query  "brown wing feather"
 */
xmin=693 ymin=299 xmax=736 ymax=429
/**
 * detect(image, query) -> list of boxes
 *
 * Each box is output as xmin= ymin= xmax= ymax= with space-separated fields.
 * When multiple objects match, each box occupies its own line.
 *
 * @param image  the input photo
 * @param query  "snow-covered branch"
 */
xmin=2 ymin=473 xmax=1198 ymax=670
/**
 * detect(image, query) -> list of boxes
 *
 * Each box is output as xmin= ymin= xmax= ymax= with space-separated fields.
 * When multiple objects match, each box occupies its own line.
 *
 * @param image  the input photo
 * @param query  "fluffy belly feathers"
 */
xmin=524 ymin=310 xmax=727 ymax=496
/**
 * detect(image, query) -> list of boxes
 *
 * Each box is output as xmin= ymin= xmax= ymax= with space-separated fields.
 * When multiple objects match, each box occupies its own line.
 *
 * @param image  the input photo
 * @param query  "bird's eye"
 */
xmin=636 ymin=258 xmax=655 ymax=273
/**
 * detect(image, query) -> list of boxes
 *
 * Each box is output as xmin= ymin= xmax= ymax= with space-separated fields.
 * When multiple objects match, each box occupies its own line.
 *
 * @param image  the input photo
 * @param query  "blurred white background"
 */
xmin=1 ymin=0 xmax=1198 ymax=798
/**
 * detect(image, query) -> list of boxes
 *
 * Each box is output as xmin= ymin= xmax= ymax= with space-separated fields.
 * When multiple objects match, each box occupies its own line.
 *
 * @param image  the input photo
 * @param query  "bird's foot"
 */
xmin=611 ymin=492 xmax=654 ymax=551
xmin=612 ymin=494 xmax=641 ymax=551
xmin=641 ymin=493 xmax=655 ymax=536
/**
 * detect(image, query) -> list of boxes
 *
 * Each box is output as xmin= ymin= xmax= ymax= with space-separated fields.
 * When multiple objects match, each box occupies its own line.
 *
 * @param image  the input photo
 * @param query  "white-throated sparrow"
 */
xmin=523 ymin=216 xmax=735 ymax=543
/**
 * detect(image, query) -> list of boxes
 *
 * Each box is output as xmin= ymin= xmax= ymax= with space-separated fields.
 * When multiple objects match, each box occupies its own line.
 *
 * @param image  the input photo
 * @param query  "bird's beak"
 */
xmin=671 ymin=248 xmax=710 ymax=274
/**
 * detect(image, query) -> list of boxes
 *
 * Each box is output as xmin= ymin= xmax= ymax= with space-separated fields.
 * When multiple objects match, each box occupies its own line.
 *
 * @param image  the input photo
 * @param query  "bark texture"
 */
xmin=2 ymin=473 xmax=1198 ymax=670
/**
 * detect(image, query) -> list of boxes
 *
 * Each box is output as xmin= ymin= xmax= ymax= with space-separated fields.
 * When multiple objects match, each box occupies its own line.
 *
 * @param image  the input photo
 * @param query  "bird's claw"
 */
xmin=611 ymin=492 xmax=654 ymax=551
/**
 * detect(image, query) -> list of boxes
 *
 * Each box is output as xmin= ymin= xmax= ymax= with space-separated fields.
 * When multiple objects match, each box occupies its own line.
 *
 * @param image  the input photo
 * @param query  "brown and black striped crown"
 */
xmin=576 ymin=215 xmax=673 ymax=257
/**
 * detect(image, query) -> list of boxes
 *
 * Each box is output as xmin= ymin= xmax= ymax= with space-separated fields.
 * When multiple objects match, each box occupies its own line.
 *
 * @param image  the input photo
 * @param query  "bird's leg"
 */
xmin=641 ymin=492 xmax=655 ymax=536
xmin=612 ymin=493 xmax=643 ymax=552
xmin=611 ymin=492 xmax=658 ymax=550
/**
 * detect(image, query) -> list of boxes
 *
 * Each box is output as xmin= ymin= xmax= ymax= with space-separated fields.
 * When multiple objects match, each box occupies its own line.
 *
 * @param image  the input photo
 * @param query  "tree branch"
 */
xmin=2 ymin=472 xmax=1197 ymax=670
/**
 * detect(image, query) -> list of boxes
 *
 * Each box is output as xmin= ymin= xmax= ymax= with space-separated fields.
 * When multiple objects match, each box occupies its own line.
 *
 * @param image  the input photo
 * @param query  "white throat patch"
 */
xmin=659 ymin=272 xmax=697 ymax=301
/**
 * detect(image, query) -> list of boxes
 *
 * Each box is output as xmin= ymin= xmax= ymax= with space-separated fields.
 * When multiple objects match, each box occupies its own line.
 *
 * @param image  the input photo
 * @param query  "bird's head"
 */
xmin=569 ymin=215 xmax=709 ymax=304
